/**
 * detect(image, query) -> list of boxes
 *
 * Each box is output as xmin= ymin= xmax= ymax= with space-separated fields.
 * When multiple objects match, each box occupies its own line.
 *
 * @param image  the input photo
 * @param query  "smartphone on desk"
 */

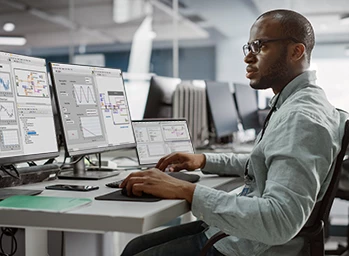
xmin=45 ymin=184 xmax=99 ymax=192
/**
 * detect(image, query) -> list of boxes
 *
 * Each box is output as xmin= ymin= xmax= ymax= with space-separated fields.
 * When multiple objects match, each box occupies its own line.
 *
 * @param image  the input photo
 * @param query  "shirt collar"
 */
xmin=269 ymin=70 xmax=317 ymax=109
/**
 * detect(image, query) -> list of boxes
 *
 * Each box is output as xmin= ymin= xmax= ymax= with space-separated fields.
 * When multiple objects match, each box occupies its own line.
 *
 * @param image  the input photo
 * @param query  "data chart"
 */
xmin=0 ymin=102 xmax=15 ymax=121
xmin=162 ymin=125 xmax=188 ymax=140
xmin=0 ymin=72 xmax=11 ymax=93
xmin=80 ymin=116 xmax=103 ymax=138
xmin=100 ymin=91 xmax=130 ymax=125
xmin=15 ymin=69 xmax=49 ymax=97
xmin=73 ymin=84 xmax=97 ymax=105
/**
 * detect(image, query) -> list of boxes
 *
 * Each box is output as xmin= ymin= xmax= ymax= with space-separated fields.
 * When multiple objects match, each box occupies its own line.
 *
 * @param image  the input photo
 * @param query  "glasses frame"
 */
xmin=243 ymin=37 xmax=301 ymax=56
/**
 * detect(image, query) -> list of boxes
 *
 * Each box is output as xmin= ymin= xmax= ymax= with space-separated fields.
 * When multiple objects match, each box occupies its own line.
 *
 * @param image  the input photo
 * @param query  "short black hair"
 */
xmin=257 ymin=9 xmax=315 ymax=64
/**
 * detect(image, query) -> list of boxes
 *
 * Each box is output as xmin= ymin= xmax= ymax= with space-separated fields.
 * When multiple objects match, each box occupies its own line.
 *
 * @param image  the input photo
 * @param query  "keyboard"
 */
xmin=105 ymin=172 xmax=200 ymax=189
xmin=105 ymin=179 xmax=124 ymax=188
xmin=0 ymin=188 xmax=43 ymax=200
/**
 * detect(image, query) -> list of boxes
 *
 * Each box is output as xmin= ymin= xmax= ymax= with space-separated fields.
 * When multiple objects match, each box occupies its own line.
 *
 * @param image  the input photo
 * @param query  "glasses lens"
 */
xmin=243 ymin=45 xmax=250 ymax=56
xmin=250 ymin=40 xmax=260 ymax=54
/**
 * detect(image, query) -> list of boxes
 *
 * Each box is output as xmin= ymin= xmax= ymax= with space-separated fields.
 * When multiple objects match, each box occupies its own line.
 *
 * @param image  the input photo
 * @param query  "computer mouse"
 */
xmin=121 ymin=187 xmax=156 ymax=198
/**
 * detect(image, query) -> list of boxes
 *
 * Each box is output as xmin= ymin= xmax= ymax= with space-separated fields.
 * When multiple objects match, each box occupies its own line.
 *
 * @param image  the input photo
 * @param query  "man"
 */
xmin=120 ymin=9 xmax=347 ymax=256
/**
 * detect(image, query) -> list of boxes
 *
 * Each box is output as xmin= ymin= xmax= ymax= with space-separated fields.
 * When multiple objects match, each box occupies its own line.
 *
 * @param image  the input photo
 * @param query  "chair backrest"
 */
xmin=303 ymin=119 xmax=349 ymax=228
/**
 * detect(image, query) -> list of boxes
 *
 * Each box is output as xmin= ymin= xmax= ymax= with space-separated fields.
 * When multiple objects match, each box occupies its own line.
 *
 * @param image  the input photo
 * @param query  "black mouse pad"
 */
xmin=167 ymin=172 xmax=200 ymax=183
xmin=95 ymin=190 xmax=161 ymax=202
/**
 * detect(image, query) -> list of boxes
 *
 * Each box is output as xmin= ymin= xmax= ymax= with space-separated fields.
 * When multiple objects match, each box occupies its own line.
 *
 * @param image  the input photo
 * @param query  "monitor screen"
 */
xmin=49 ymin=63 xmax=136 ymax=156
xmin=132 ymin=119 xmax=194 ymax=165
xmin=0 ymin=52 xmax=59 ymax=165
xmin=143 ymin=75 xmax=181 ymax=119
xmin=234 ymin=83 xmax=261 ymax=130
xmin=205 ymin=81 xmax=239 ymax=138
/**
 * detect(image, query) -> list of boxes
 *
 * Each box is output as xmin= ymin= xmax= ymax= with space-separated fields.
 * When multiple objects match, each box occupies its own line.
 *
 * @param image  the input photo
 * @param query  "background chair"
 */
xmin=199 ymin=119 xmax=349 ymax=256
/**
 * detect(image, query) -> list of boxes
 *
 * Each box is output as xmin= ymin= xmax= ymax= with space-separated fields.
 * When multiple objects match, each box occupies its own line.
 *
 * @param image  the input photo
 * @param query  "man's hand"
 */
xmin=120 ymin=168 xmax=196 ymax=203
xmin=156 ymin=153 xmax=206 ymax=172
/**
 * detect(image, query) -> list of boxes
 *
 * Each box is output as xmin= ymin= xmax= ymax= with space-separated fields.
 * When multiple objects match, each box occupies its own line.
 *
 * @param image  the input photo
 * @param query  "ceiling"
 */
xmin=0 ymin=0 xmax=349 ymax=54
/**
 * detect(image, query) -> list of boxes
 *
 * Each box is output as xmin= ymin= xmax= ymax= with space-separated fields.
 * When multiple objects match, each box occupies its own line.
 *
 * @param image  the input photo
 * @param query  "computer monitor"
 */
xmin=132 ymin=119 xmax=194 ymax=166
xmin=205 ymin=81 xmax=239 ymax=139
xmin=0 ymin=52 xmax=59 ymax=166
xmin=49 ymin=63 xmax=136 ymax=180
xmin=233 ymin=83 xmax=261 ymax=131
xmin=143 ymin=75 xmax=181 ymax=118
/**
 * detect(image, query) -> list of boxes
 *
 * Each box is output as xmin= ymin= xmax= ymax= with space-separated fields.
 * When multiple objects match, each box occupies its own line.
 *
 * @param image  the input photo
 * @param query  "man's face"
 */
xmin=244 ymin=17 xmax=290 ymax=92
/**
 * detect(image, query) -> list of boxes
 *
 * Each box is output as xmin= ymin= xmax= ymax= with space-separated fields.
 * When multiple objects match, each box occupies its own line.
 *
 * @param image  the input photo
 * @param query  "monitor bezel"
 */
xmin=0 ymin=51 xmax=59 ymax=166
xmin=205 ymin=80 xmax=239 ymax=138
xmin=48 ymin=62 xmax=136 ymax=157
xmin=143 ymin=75 xmax=181 ymax=119
xmin=233 ymin=82 xmax=261 ymax=131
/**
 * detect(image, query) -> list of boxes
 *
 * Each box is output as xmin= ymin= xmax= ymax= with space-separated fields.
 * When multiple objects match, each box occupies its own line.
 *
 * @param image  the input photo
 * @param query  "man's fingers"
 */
xmin=156 ymin=153 xmax=179 ymax=170
xmin=120 ymin=171 xmax=146 ymax=188
xmin=125 ymin=176 xmax=148 ymax=192
xmin=131 ymin=183 xmax=145 ymax=197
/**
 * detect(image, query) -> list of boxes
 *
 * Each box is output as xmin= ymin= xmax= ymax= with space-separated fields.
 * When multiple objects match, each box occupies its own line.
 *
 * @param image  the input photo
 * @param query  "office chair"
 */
xmin=325 ymin=158 xmax=349 ymax=255
xmin=199 ymin=119 xmax=349 ymax=256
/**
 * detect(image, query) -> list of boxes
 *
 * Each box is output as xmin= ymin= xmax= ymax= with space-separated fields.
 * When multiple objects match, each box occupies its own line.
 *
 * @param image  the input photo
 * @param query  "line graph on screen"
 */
xmin=0 ymin=72 xmax=11 ymax=92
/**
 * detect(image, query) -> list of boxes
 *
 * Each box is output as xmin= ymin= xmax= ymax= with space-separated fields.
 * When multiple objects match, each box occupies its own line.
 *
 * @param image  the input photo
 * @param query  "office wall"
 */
xmin=312 ymin=43 xmax=349 ymax=59
xmin=40 ymin=46 xmax=215 ymax=80
xmin=215 ymin=40 xmax=349 ymax=83
xmin=215 ymin=37 xmax=248 ymax=84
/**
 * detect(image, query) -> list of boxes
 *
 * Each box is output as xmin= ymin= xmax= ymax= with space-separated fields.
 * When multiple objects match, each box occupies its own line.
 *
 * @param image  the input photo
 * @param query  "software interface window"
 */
xmin=133 ymin=120 xmax=194 ymax=165
xmin=0 ymin=52 xmax=57 ymax=161
xmin=50 ymin=63 xmax=135 ymax=155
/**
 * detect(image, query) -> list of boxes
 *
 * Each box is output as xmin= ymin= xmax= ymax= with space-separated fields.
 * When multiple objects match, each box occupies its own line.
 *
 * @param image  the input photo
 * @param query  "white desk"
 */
xmin=0 ymin=171 xmax=243 ymax=256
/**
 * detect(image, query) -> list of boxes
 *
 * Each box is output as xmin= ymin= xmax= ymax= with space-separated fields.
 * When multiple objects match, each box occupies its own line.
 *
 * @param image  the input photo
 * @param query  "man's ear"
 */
xmin=290 ymin=43 xmax=306 ymax=61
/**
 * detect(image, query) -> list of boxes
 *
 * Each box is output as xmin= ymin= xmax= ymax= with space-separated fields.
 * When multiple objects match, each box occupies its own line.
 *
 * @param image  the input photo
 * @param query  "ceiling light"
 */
xmin=0 ymin=36 xmax=27 ymax=46
xmin=3 ymin=23 xmax=15 ymax=32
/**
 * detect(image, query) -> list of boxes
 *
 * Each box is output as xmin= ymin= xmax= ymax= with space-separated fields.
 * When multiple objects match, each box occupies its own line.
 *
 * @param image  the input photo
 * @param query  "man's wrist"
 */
xmin=180 ymin=183 xmax=196 ymax=203
xmin=199 ymin=154 xmax=206 ymax=169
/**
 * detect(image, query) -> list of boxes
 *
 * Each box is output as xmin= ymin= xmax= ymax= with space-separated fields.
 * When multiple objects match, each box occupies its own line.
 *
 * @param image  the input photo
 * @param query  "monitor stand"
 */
xmin=58 ymin=156 xmax=120 ymax=180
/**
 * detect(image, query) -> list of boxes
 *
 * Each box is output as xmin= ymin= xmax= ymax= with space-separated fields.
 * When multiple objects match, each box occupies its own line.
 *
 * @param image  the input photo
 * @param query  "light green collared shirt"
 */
xmin=191 ymin=70 xmax=348 ymax=256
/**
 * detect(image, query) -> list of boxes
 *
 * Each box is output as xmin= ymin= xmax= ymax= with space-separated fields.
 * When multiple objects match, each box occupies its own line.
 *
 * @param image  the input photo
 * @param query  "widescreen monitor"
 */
xmin=143 ymin=75 xmax=181 ymax=119
xmin=233 ymin=83 xmax=261 ymax=131
xmin=0 ymin=52 xmax=59 ymax=166
xmin=205 ymin=81 xmax=239 ymax=138
xmin=49 ymin=63 xmax=136 ymax=179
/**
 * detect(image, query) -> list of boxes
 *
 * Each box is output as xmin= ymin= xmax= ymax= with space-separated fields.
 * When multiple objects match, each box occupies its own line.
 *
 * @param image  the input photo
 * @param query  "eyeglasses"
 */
xmin=243 ymin=37 xmax=300 ymax=56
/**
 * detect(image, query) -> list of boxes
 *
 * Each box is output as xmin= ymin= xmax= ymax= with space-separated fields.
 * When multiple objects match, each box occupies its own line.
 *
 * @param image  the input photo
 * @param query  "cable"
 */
xmin=0 ymin=228 xmax=18 ymax=256
xmin=59 ymin=155 xmax=84 ymax=169
xmin=84 ymin=156 xmax=96 ymax=166
xmin=44 ymin=158 xmax=56 ymax=165
xmin=27 ymin=161 xmax=37 ymax=167
xmin=0 ymin=165 xmax=20 ymax=180
xmin=56 ymin=155 xmax=86 ymax=176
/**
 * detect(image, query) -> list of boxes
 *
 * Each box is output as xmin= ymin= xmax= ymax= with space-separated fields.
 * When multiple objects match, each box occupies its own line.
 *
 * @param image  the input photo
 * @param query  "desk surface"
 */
xmin=0 ymin=171 xmax=243 ymax=234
